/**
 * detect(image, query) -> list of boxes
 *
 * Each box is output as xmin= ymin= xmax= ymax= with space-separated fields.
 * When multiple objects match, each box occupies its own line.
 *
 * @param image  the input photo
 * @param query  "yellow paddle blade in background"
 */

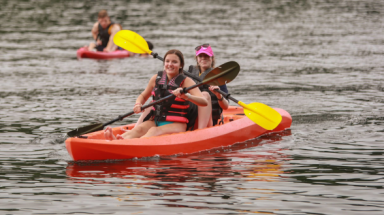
xmin=238 ymin=102 xmax=282 ymax=130
xmin=113 ymin=30 xmax=151 ymax=54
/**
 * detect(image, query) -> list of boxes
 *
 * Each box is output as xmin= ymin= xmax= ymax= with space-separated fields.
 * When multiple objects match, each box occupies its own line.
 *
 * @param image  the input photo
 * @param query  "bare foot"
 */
xmin=104 ymin=127 xmax=116 ymax=140
xmin=116 ymin=134 xmax=124 ymax=140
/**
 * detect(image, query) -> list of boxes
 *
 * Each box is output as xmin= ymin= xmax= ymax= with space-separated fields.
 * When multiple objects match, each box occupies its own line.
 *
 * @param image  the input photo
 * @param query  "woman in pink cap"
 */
xmin=186 ymin=44 xmax=229 ymax=129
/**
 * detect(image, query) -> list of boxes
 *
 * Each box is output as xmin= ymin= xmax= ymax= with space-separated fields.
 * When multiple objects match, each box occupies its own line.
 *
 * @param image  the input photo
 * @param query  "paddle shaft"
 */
xmin=151 ymin=52 xmax=238 ymax=103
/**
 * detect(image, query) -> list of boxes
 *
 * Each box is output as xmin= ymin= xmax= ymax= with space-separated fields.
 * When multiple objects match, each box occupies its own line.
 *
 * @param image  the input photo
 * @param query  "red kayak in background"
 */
xmin=76 ymin=47 xmax=131 ymax=60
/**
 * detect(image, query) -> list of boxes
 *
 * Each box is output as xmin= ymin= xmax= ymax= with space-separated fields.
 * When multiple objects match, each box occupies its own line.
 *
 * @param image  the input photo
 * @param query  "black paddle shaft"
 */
xmin=151 ymin=52 xmax=239 ymax=104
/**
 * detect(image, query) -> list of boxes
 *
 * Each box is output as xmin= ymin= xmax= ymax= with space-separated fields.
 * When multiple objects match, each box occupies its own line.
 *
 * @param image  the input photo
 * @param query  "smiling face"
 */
xmin=164 ymin=54 xmax=182 ymax=77
xmin=197 ymin=53 xmax=213 ymax=72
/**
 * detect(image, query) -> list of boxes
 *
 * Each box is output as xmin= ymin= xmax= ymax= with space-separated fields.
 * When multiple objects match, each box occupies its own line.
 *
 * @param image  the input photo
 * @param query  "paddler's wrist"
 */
xmin=185 ymin=93 xmax=191 ymax=101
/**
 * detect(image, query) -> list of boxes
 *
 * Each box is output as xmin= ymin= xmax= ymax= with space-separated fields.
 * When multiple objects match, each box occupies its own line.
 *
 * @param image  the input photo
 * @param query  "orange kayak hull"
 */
xmin=76 ymin=47 xmax=131 ymax=60
xmin=65 ymin=106 xmax=292 ymax=161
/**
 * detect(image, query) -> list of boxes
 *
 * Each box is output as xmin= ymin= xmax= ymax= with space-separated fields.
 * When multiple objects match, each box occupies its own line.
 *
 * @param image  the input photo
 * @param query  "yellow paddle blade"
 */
xmin=238 ymin=102 xmax=282 ymax=130
xmin=113 ymin=30 xmax=151 ymax=54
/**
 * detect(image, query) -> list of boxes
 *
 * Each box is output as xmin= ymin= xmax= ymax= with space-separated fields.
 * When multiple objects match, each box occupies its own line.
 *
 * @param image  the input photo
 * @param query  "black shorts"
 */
xmin=186 ymin=102 xmax=198 ymax=130
xmin=95 ymin=45 xmax=106 ymax=52
xmin=96 ymin=45 xmax=123 ymax=51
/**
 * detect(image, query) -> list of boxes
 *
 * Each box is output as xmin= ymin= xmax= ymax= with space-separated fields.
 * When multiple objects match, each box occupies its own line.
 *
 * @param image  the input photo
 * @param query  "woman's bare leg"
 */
xmin=119 ymin=120 xmax=156 ymax=139
xmin=141 ymin=122 xmax=187 ymax=138
xmin=134 ymin=108 xmax=151 ymax=128
xmin=87 ymin=42 xmax=96 ymax=51
xmin=104 ymin=121 xmax=156 ymax=140
xmin=197 ymin=91 xmax=212 ymax=129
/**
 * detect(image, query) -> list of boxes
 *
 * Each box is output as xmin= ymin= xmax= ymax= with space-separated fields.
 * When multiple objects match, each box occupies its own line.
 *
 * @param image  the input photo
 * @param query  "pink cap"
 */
xmin=196 ymin=45 xmax=214 ymax=57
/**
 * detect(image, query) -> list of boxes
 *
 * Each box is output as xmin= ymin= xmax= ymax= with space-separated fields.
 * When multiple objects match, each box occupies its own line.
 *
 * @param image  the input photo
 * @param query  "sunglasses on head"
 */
xmin=195 ymin=44 xmax=210 ymax=51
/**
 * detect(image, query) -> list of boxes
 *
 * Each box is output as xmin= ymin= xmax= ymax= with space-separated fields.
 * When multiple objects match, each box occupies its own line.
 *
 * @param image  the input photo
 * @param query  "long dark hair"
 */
xmin=163 ymin=49 xmax=184 ymax=73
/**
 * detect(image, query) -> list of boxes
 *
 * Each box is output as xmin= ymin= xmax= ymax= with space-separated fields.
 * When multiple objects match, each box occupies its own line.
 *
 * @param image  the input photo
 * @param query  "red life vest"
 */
xmin=151 ymin=71 xmax=190 ymax=123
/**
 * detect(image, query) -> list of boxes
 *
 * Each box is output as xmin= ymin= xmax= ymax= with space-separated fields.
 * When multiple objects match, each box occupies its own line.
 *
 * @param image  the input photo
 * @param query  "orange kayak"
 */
xmin=66 ymin=129 xmax=291 ymax=179
xmin=65 ymin=106 xmax=292 ymax=161
xmin=76 ymin=47 xmax=131 ymax=60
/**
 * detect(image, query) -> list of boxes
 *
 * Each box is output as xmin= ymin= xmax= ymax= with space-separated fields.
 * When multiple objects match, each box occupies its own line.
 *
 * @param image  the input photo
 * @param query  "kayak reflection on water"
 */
xmin=66 ymin=129 xmax=291 ymax=184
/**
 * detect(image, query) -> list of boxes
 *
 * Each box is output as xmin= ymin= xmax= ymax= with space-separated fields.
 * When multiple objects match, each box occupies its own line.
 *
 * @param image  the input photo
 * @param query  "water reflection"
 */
xmin=67 ymin=154 xmax=283 ymax=184
xmin=65 ymin=131 xmax=292 ymax=212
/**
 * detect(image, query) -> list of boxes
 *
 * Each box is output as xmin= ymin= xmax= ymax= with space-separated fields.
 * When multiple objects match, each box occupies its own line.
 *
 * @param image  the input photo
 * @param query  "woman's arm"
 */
xmin=133 ymin=75 xmax=156 ymax=113
xmin=209 ymin=85 xmax=229 ymax=110
xmin=174 ymin=77 xmax=208 ymax=106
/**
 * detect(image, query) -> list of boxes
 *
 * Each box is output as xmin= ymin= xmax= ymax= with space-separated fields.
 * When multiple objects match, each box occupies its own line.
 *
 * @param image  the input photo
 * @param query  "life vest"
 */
xmin=150 ymin=71 xmax=190 ymax=123
xmin=187 ymin=65 xmax=223 ymax=124
xmin=97 ymin=22 xmax=121 ymax=47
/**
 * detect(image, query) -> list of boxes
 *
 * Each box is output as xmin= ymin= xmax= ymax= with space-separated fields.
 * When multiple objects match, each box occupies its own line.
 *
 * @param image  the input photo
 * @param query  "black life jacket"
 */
xmin=97 ymin=22 xmax=117 ymax=47
xmin=187 ymin=65 xmax=223 ymax=124
xmin=150 ymin=71 xmax=190 ymax=123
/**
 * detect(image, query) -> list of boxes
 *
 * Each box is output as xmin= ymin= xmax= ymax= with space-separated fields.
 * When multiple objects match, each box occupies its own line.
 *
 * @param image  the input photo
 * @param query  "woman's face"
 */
xmin=98 ymin=17 xmax=111 ymax=29
xmin=164 ymin=54 xmax=181 ymax=75
xmin=197 ymin=53 xmax=213 ymax=70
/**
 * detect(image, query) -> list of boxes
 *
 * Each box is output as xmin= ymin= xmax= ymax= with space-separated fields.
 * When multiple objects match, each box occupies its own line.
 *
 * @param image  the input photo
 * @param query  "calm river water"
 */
xmin=1 ymin=0 xmax=383 ymax=214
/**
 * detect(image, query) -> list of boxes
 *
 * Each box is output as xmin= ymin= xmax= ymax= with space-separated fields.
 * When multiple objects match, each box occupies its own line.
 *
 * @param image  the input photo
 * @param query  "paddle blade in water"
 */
xmin=67 ymin=123 xmax=104 ymax=137
xmin=203 ymin=61 xmax=240 ymax=86
xmin=113 ymin=30 xmax=151 ymax=54
xmin=239 ymin=102 xmax=282 ymax=130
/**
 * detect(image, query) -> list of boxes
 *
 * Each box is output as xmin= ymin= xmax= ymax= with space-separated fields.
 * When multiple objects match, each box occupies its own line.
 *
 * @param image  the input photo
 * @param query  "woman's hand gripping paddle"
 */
xmin=66 ymin=61 xmax=240 ymax=137
xmin=113 ymin=30 xmax=282 ymax=130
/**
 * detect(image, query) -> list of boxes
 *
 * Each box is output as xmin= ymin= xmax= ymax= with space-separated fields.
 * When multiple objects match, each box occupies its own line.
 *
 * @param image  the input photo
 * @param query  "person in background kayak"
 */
xmin=186 ymin=44 xmax=229 ymax=129
xmin=104 ymin=49 xmax=208 ymax=140
xmin=85 ymin=10 xmax=122 ymax=52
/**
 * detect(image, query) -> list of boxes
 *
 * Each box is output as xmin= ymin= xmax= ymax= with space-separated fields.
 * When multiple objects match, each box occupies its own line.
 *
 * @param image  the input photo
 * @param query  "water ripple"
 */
xmin=1 ymin=0 xmax=384 ymax=214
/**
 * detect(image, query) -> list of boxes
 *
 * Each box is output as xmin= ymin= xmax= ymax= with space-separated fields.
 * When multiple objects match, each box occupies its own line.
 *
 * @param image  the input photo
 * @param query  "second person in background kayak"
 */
xmin=104 ymin=49 xmax=208 ymax=140
xmin=86 ymin=10 xmax=122 ymax=52
xmin=186 ymin=44 xmax=229 ymax=128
